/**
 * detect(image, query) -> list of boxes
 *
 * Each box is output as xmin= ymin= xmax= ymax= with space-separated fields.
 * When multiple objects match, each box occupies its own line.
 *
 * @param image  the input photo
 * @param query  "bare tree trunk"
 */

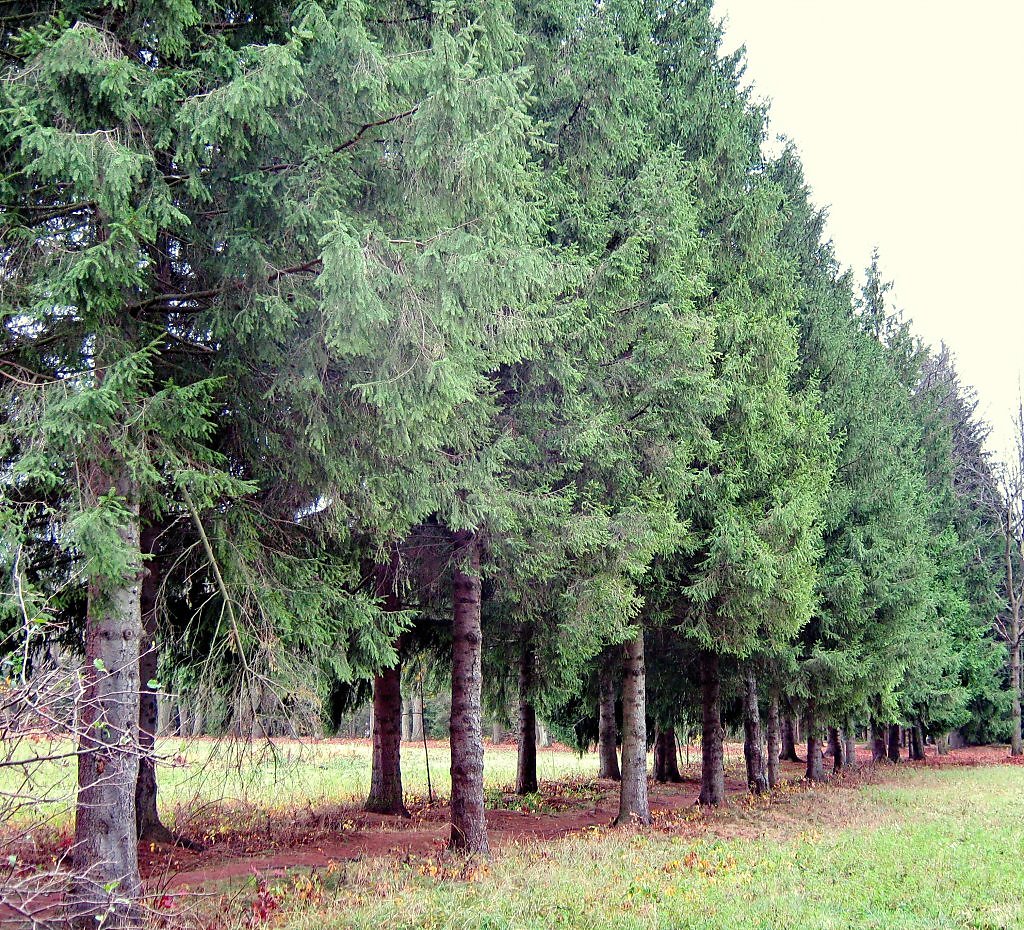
xmin=827 ymin=726 xmax=844 ymax=774
xmin=909 ymin=723 xmax=925 ymax=761
xmin=870 ymin=718 xmax=887 ymax=762
xmin=698 ymin=651 xmax=725 ymax=806
xmin=936 ymin=733 xmax=950 ymax=755
xmin=68 ymin=467 xmax=143 ymax=930
xmin=598 ymin=653 xmax=621 ymax=780
xmin=780 ymin=704 xmax=802 ymax=762
xmin=135 ymin=523 xmax=174 ymax=845
xmin=401 ymin=698 xmax=413 ymax=742
xmin=614 ymin=634 xmax=650 ymax=825
xmin=365 ymin=661 xmax=409 ymax=816
xmin=448 ymin=531 xmax=488 ymax=854
xmin=765 ymin=690 xmax=781 ymax=789
xmin=742 ymin=669 xmax=767 ymax=795
xmin=411 ymin=690 xmax=424 ymax=742
xmin=805 ymin=703 xmax=825 ymax=782
xmin=157 ymin=694 xmax=172 ymax=737
xmin=1011 ymin=630 xmax=1022 ymax=756
xmin=653 ymin=728 xmax=683 ymax=783
xmin=516 ymin=632 xmax=538 ymax=795
xmin=843 ymin=722 xmax=857 ymax=770
xmin=887 ymin=723 xmax=901 ymax=763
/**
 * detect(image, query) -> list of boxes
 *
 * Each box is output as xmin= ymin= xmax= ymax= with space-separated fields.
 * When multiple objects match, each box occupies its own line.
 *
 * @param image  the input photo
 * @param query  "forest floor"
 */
xmin=3 ymin=742 xmax=1022 ymax=928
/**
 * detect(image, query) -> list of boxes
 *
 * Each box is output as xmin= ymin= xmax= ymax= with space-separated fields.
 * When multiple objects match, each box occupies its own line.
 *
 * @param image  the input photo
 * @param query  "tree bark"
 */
xmin=614 ymin=633 xmax=650 ymax=825
xmin=410 ymin=690 xmax=424 ymax=742
xmin=1011 ymin=632 xmax=1022 ymax=756
xmin=597 ymin=653 xmax=621 ymax=780
xmin=765 ymin=690 xmax=781 ymax=789
xmin=157 ymin=694 xmax=172 ymax=737
xmin=653 ymin=727 xmax=683 ymax=783
xmin=516 ymin=632 xmax=538 ymax=795
xmin=844 ymin=724 xmax=857 ymax=770
xmin=909 ymin=723 xmax=925 ymax=761
xmin=805 ymin=703 xmax=825 ymax=782
xmin=780 ymin=707 xmax=802 ymax=762
xmin=698 ymin=651 xmax=725 ymax=806
xmin=827 ymin=726 xmax=844 ymax=774
xmin=742 ymin=669 xmax=768 ymax=794
xmin=448 ymin=531 xmax=488 ymax=854
xmin=68 ymin=467 xmax=143 ymax=930
xmin=887 ymin=723 xmax=901 ymax=763
xmin=870 ymin=718 xmax=887 ymax=762
xmin=135 ymin=523 xmax=175 ymax=845
xmin=365 ymin=661 xmax=409 ymax=816
xmin=401 ymin=698 xmax=413 ymax=742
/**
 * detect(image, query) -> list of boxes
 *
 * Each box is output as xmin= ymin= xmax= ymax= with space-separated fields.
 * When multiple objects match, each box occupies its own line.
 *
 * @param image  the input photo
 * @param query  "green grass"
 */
xmin=267 ymin=765 xmax=1024 ymax=930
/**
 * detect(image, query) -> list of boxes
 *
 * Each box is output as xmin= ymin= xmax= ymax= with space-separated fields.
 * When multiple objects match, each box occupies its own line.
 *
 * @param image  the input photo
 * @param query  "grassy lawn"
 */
xmin=267 ymin=765 xmax=1023 ymax=930
xmin=1 ymin=738 xmax=598 ymax=829
xmin=5 ymin=741 xmax=1022 ymax=929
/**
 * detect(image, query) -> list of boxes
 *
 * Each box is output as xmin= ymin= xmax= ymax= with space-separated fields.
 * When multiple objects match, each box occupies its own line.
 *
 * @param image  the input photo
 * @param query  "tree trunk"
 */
xmin=1011 ymin=633 xmax=1022 ymax=756
xmin=157 ymin=693 xmax=172 ymax=737
xmin=765 ymin=690 xmax=781 ymax=789
xmin=870 ymin=718 xmax=887 ymax=762
xmin=448 ymin=531 xmax=488 ymax=854
xmin=653 ymin=727 xmax=683 ymax=783
xmin=844 ymin=724 xmax=857 ymax=770
xmin=909 ymin=723 xmax=925 ymax=761
xmin=410 ymin=690 xmax=424 ymax=742
xmin=401 ymin=698 xmax=413 ymax=742
xmin=887 ymin=723 xmax=901 ymax=763
xmin=614 ymin=633 xmax=650 ymax=825
xmin=698 ymin=651 xmax=725 ymax=806
xmin=597 ymin=653 xmax=621 ymax=780
xmin=827 ymin=726 xmax=844 ymax=774
xmin=780 ymin=707 xmax=802 ymax=762
xmin=135 ymin=523 xmax=174 ymax=845
xmin=365 ymin=661 xmax=409 ymax=816
xmin=68 ymin=468 xmax=143 ymax=930
xmin=936 ymin=733 xmax=950 ymax=755
xmin=516 ymin=632 xmax=538 ymax=795
xmin=742 ymin=669 xmax=767 ymax=795
xmin=804 ymin=703 xmax=825 ymax=782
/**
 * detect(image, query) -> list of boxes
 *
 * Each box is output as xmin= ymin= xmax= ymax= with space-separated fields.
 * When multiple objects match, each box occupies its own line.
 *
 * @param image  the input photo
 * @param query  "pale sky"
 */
xmin=713 ymin=0 xmax=1024 ymax=466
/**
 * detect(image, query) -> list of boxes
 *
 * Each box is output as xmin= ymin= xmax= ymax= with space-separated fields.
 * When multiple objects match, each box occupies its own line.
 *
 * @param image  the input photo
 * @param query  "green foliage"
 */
xmin=0 ymin=0 xmax=1011 ymax=745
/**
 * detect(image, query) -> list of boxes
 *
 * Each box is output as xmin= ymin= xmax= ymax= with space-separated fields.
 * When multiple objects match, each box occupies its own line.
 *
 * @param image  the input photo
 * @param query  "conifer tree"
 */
xmin=645 ymin=1 xmax=833 ymax=801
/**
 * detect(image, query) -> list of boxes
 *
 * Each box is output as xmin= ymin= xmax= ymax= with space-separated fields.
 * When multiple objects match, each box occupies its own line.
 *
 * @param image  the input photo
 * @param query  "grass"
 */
xmin=6 ymin=740 xmax=1022 ymax=928
xmin=257 ymin=765 xmax=1024 ymax=930
xmin=1 ymin=738 xmax=598 ymax=830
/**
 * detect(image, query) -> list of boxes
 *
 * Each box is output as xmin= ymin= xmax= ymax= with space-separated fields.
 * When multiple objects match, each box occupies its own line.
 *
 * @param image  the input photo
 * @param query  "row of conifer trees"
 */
xmin=1 ymin=2 xmax=1020 ymax=927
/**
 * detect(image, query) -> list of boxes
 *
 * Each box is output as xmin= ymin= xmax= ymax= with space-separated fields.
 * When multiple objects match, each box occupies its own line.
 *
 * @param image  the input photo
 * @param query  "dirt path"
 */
xmin=141 ymin=779 xmax=710 ymax=892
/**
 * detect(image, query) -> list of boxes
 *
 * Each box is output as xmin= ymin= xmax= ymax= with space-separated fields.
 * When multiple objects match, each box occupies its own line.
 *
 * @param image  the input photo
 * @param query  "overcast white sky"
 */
xmin=713 ymin=0 xmax=1024 ymax=466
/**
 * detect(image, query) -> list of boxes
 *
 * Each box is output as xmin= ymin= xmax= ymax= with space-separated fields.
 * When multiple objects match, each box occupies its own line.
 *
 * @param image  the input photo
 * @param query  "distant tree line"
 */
xmin=1 ymin=2 xmax=1020 ymax=927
